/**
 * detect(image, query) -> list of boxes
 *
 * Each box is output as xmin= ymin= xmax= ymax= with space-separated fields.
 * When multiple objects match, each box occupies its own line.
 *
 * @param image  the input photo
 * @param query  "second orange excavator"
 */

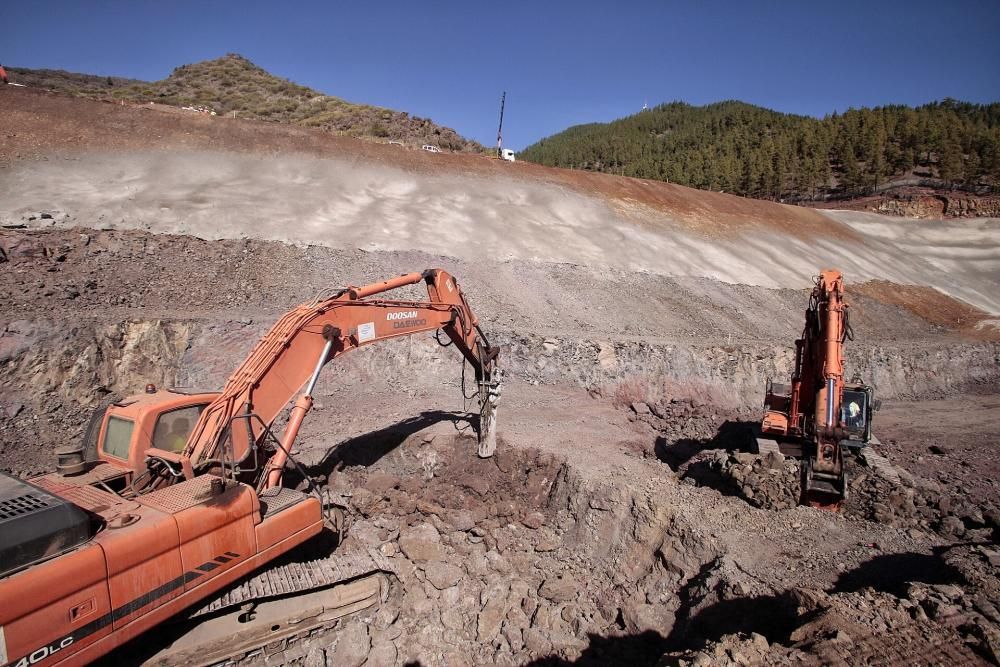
xmin=757 ymin=269 xmax=877 ymax=508
xmin=0 ymin=269 xmax=501 ymax=666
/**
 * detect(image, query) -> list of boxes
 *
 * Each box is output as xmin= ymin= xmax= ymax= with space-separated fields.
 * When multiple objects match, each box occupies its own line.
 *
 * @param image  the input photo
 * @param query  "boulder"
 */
xmin=939 ymin=515 xmax=966 ymax=537
xmin=424 ymin=562 xmax=464 ymax=590
xmin=0 ymin=236 xmax=46 ymax=260
xmin=623 ymin=601 xmax=675 ymax=634
xmin=367 ymin=640 xmax=398 ymax=667
xmin=523 ymin=627 xmax=553 ymax=655
xmin=399 ymin=523 xmax=444 ymax=562
xmin=325 ymin=622 xmax=371 ymax=667
xmin=448 ymin=509 xmax=476 ymax=532
xmin=302 ymin=645 xmax=326 ymax=667
xmin=539 ymin=575 xmax=577 ymax=603
xmin=478 ymin=582 xmax=511 ymax=641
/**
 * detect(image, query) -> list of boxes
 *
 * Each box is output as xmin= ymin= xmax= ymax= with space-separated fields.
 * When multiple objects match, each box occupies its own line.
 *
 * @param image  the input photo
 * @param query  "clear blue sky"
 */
xmin=3 ymin=1 xmax=999 ymax=150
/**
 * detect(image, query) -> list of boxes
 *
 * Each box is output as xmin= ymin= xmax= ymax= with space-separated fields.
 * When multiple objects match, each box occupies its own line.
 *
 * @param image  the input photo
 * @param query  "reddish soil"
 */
xmin=851 ymin=280 xmax=996 ymax=338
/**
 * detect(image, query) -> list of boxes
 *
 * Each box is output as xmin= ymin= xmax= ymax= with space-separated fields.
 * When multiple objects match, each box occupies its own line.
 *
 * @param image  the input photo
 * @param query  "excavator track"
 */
xmin=857 ymin=437 xmax=901 ymax=485
xmin=143 ymin=547 xmax=396 ymax=667
xmin=191 ymin=545 xmax=394 ymax=617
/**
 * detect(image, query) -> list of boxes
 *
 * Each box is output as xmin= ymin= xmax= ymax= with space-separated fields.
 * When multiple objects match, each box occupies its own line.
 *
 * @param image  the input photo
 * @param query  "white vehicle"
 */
xmin=422 ymin=145 xmax=441 ymax=153
xmin=500 ymin=148 xmax=516 ymax=162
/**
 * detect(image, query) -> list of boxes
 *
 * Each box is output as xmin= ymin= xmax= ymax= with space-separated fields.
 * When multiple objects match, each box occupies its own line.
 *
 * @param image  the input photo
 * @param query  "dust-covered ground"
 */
xmin=2 ymin=227 xmax=999 ymax=667
xmin=2 ymin=86 xmax=1000 ymax=666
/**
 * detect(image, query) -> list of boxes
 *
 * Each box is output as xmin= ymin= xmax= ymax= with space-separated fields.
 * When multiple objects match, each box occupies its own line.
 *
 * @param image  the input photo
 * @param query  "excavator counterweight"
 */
xmin=0 ymin=269 xmax=500 ymax=667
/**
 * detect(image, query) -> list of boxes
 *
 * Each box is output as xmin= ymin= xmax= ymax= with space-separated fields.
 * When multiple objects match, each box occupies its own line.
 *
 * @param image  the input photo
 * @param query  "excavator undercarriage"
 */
xmin=141 ymin=544 xmax=395 ymax=666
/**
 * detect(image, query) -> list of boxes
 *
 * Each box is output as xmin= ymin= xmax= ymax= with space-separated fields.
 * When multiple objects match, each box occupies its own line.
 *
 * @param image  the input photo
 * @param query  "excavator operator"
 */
xmin=164 ymin=417 xmax=191 ymax=452
xmin=844 ymin=400 xmax=864 ymax=430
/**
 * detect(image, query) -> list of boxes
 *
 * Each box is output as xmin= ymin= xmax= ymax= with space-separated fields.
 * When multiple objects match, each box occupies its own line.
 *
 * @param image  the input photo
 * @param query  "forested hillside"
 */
xmin=521 ymin=100 xmax=1000 ymax=200
xmin=9 ymin=55 xmax=483 ymax=151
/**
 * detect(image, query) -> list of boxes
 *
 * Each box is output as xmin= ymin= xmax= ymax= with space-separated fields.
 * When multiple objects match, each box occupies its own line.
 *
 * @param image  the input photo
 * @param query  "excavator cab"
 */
xmin=839 ymin=384 xmax=876 ymax=449
xmin=761 ymin=380 xmax=793 ymax=436
xmin=89 ymin=387 xmax=218 ymax=478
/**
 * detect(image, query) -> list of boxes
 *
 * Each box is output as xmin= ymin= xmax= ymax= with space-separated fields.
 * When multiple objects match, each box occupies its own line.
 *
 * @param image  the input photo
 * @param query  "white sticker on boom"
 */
xmin=446 ymin=279 xmax=454 ymax=292
xmin=358 ymin=322 xmax=376 ymax=343
xmin=0 ymin=625 xmax=7 ymax=665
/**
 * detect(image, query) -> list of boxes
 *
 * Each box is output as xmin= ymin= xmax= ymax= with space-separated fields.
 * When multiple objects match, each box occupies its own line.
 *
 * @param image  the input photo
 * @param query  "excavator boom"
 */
xmin=170 ymin=268 xmax=500 ymax=490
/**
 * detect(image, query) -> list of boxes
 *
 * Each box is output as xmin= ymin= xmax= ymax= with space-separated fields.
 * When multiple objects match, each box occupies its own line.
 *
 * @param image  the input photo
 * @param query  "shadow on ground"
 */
xmin=523 ymin=630 xmax=669 ymax=666
xmin=300 ymin=410 xmax=475 ymax=480
xmin=519 ymin=593 xmax=800 ymax=666
xmin=832 ymin=545 xmax=968 ymax=595
xmin=655 ymin=419 xmax=756 ymax=472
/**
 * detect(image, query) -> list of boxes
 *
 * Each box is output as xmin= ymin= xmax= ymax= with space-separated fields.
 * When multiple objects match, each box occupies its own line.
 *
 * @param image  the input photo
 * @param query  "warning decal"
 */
xmin=358 ymin=322 xmax=376 ymax=343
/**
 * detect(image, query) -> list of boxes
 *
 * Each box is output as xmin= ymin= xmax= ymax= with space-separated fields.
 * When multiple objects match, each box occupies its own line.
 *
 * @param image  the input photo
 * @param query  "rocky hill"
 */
xmin=520 ymin=100 xmax=1000 ymax=202
xmin=8 ymin=54 xmax=482 ymax=151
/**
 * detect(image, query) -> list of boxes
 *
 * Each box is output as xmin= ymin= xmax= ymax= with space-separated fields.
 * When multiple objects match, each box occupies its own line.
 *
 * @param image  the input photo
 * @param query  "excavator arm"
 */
xmin=173 ymin=269 xmax=500 ymax=490
xmin=804 ymin=270 xmax=848 ymax=504
xmin=761 ymin=269 xmax=861 ymax=508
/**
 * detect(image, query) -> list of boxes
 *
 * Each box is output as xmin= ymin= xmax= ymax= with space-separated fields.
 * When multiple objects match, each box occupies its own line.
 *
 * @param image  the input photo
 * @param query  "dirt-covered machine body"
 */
xmin=0 ymin=269 xmax=501 ymax=667
xmin=757 ymin=269 xmax=876 ymax=508
xmin=0 ymin=469 xmax=324 ymax=666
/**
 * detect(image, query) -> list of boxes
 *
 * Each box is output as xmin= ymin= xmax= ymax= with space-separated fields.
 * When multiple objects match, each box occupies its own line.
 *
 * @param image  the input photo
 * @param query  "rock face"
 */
xmin=2 ymin=226 xmax=998 ymax=483
xmin=0 ymin=223 xmax=997 ymax=666
xmin=867 ymin=193 xmax=1000 ymax=219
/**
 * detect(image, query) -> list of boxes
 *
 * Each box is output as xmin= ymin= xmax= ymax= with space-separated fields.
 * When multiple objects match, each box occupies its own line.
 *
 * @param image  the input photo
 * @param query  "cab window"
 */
xmin=152 ymin=405 xmax=207 ymax=453
xmin=103 ymin=417 xmax=135 ymax=459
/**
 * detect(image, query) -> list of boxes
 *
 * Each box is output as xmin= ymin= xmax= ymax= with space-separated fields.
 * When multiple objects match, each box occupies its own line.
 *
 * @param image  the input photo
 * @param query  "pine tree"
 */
xmin=938 ymin=139 xmax=963 ymax=184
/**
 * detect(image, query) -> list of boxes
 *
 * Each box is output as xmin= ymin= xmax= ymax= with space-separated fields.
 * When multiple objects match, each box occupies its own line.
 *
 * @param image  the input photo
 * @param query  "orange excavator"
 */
xmin=757 ymin=269 xmax=876 ymax=509
xmin=0 ymin=269 xmax=501 ymax=667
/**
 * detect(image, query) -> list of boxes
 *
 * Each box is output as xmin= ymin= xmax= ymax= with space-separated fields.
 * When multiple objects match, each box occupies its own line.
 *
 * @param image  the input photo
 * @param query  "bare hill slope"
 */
xmin=2 ymin=85 xmax=998 ymax=316
xmin=8 ymin=54 xmax=481 ymax=151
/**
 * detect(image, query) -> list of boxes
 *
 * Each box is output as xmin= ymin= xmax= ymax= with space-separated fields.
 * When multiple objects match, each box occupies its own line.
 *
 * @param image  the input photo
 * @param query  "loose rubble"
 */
xmin=2 ymin=226 xmax=998 ymax=665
